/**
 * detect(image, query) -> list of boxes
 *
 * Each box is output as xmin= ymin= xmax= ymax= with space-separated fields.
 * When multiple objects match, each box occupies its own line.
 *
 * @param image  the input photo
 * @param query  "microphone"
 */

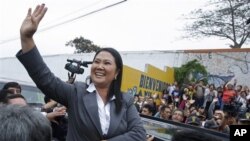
xmin=81 ymin=61 xmax=92 ymax=67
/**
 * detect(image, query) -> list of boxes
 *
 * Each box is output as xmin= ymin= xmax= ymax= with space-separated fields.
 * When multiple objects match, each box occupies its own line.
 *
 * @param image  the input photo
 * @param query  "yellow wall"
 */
xmin=121 ymin=64 xmax=174 ymax=97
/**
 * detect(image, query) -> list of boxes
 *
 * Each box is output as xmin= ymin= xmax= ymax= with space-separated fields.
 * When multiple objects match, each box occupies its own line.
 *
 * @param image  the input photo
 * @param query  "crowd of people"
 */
xmin=136 ymin=80 xmax=250 ymax=134
xmin=3 ymin=78 xmax=249 ymax=140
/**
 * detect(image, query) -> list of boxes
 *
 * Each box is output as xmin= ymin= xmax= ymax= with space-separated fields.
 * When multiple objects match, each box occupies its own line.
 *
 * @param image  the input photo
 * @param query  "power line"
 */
xmin=0 ymin=0 xmax=127 ymax=45
xmin=39 ymin=0 xmax=127 ymax=32
xmin=40 ymin=0 xmax=105 ymax=28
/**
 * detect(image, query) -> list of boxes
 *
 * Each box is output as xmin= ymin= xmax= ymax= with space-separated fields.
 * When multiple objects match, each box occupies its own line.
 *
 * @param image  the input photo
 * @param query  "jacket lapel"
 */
xmin=107 ymin=101 xmax=126 ymax=136
xmin=83 ymin=92 xmax=103 ymax=136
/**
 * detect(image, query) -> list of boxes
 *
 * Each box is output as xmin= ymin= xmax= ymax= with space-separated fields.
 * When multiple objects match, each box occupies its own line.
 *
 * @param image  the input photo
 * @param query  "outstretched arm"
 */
xmin=17 ymin=4 xmax=73 ymax=106
xmin=20 ymin=4 xmax=47 ymax=53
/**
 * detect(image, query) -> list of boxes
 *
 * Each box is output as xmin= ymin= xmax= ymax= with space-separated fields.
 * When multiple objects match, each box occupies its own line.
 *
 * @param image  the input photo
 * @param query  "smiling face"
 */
xmin=172 ymin=110 xmax=184 ymax=122
xmin=161 ymin=107 xmax=171 ymax=120
xmin=91 ymin=51 xmax=119 ymax=88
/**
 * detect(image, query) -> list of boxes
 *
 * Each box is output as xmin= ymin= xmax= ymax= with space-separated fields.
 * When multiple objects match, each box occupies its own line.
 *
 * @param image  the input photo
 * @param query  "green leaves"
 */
xmin=174 ymin=59 xmax=207 ymax=87
xmin=65 ymin=36 xmax=101 ymax=53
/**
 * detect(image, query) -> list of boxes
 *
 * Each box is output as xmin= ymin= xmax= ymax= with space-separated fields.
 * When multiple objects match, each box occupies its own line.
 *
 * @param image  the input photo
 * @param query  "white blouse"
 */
xmin=87 ymin=83 xmax=115 ymax=135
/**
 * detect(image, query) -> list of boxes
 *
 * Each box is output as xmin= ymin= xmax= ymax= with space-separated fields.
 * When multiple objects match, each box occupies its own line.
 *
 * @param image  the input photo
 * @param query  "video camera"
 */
xmin=65 ymin=59 xmax=92 ymax=75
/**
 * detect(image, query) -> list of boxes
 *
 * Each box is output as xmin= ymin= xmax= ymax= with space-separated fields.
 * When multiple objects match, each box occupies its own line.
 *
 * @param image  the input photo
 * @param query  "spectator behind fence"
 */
xmin=172 ymin=109 xmax=184 ymax=123
xmin=0 ymin=104 xmax=52 ymax=141
xmin=141 ymin=104 xmax=154 ymax=116
xmin=16 ymin=4 xmax=146 ymax=141
xmin=1 ymin=81 xmax=21 ymax=94
xmin=156 ymin=105 xmax=172 ymax=120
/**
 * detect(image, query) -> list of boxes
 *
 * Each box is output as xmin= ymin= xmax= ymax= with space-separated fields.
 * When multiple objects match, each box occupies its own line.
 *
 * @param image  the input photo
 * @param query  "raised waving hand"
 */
xmin=20 ymin=4 xmax=47 ymax=53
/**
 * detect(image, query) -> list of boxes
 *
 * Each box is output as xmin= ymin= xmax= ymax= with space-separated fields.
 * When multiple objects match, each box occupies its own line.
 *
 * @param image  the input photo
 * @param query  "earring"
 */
xmin=114 ymin=76 xmax=117 ymax=80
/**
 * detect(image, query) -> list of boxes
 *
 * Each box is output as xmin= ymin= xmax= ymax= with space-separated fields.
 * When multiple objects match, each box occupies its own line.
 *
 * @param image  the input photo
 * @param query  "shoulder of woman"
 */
xmin=74 ymin=82 xmax=87 ymax=88
xmin=122 ymin=93 xmax=132 ymax=99
xmin=121 ymin=93 xmax=134 ymax=104
xmin=72 ymin=82 xmax=88 ymax=94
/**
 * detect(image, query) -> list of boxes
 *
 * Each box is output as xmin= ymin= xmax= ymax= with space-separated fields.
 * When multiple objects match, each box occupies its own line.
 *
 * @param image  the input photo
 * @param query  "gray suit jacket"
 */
xmin=17 ymin=47 xmax=146 ymax=141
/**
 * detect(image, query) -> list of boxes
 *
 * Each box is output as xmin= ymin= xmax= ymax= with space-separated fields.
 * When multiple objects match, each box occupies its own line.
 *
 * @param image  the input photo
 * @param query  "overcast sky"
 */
xmin=1 ymin=0 xmax=248 ymax=58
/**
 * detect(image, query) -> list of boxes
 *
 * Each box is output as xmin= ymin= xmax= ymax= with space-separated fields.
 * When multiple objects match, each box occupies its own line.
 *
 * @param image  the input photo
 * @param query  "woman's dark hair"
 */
xmin=93 ymin=48 xmax=123 ymax=113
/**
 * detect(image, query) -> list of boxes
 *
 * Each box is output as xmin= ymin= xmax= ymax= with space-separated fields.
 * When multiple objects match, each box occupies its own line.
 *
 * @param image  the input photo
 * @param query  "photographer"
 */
xmin=41 ymin=68 xmax=78 ymax=141
xmin=42 ymin=96 xmax=68 ymax=141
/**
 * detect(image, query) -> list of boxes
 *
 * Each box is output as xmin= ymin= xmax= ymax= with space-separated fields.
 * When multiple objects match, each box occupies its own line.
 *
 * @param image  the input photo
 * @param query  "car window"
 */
xmin=21 ymin=87 xmax=45 ymax=104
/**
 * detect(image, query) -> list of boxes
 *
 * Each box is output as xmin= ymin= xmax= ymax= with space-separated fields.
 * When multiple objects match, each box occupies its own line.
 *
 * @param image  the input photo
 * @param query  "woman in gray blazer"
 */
xmin=17 ymin=4 xmax=146 ymax=141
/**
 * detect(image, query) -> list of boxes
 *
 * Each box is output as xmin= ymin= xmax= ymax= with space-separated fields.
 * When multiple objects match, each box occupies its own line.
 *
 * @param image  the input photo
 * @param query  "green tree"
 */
xmin=174 ymin=59 xmax=207 ymax=87
xmin=183 ymin=0 xmax=250 ymax=48
xmin=65 ymin=36 xmax=101 ymax=53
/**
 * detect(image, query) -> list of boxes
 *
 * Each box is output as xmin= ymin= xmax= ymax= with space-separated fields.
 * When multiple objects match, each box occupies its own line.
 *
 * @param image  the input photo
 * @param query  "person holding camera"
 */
xmin=17 ymin=4 xmax=146 ymax=141
xmin=42 ymin=96 xmax=68 ymax=141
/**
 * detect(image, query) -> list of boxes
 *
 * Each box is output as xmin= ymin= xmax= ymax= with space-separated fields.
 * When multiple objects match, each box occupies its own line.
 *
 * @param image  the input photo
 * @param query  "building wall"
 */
xmin=122 ymin=64 xmax=174 ymax=96
xmin=183 ymin=49 xmax=250 ymax=87
xmin=0 ymin=51 xmax=180 ymax=84
xmin=0 ymin=48 xmax=249 ymax=89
